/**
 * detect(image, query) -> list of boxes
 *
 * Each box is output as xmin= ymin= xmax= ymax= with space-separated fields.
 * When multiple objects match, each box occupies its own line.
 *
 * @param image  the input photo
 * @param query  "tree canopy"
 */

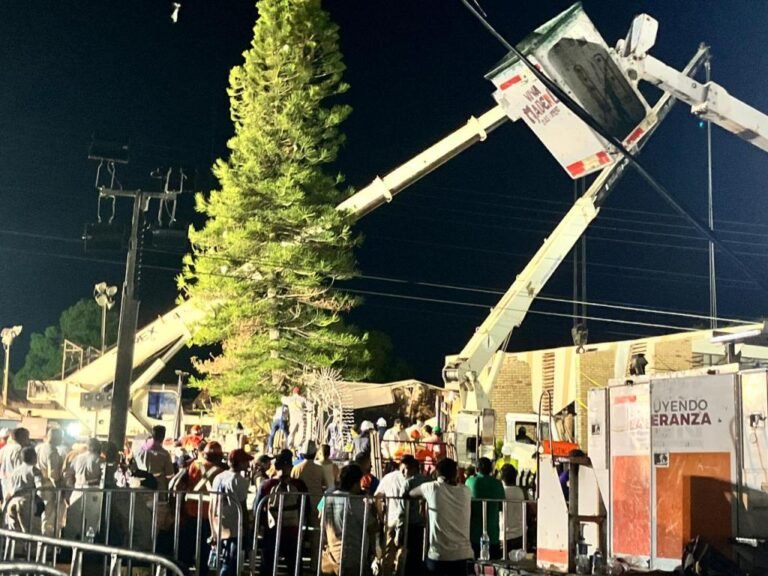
xmin=13 ymin=298 xmax=118 ymax=389
xmin=180 ymin=0 xmax=369 ymax=420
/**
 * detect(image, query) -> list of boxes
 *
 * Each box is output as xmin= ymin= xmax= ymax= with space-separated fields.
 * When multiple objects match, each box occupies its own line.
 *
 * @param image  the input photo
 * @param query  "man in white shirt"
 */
xmin=410 ymin=458 xmax=474 ymax=576
xmin=36 ymin=427 xmax=65 ymax=536
xmin=375 ymin=455 xmax=420 ymax=575
xmin=66 ymin=438 xmax=103 ymax=488
xmin=5 ymin=446 xmax=42 ymax=533
xmin=500 ymin=464 xmax=527 ymax=551
xmin=381 ymin=419 xmax=408 ymax=462
xmin=0 ymin=427 xmax=29 ymax=502
xmin=281 ymin=387 xmax=306 ymax=452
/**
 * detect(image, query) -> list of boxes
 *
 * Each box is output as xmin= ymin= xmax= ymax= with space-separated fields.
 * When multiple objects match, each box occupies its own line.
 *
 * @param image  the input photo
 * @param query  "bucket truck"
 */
xmin=443 ymin=3 xmax=768 ymax=469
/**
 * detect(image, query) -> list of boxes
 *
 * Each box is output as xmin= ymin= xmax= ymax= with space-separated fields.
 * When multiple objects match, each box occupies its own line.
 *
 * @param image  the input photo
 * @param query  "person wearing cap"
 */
xmin=352 ymin=421 xmax=373 ymax=460
xmin=62 ymin=438 xmax=104 ymax=541
xmin=0 ymin=428 xmax=9 ymax=451
xmin=209 ymin=448 xmax=253 ymax=576
xmin=376 ymin=417 xmax=388 ymax=444
xmin=256 ymin=451 xmax=307 ymax=576
xmin=281 ymin=387 xmax=307 ymax=452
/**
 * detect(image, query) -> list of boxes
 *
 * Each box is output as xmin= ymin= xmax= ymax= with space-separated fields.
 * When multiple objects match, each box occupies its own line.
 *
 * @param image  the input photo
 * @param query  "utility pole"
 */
xmin=173 ymin=369 xmax=189 ymax=440
xmin=103 ymin=187 xmax=179 ymax=450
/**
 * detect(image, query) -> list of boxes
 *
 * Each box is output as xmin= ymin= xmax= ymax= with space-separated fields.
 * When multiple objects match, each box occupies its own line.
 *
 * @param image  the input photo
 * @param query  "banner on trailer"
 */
xmin=651 ymin=374 xmax=736 ymax=565
xmin=609 ymin=384 xmax=651 ymax=559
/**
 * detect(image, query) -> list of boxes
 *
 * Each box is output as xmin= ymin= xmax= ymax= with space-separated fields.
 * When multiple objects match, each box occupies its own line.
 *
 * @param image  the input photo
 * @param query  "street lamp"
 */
xmin=93 ymin=282 xmax=118 ymax=354
xmin=1 ymin=325 xmax=23 ymax=411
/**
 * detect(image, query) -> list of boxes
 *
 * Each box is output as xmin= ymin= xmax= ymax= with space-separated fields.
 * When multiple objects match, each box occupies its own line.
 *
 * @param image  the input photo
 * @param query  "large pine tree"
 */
xmin=180 ymin=0 xmax=367 ymax=417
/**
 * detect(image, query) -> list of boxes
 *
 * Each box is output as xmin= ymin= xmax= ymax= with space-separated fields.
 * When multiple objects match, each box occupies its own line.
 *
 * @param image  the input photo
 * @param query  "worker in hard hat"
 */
xmin=353 ymin=421 xmax=374 ymax=459
xmin=376 ymin=418 xmax=387 ymax=444
xmin=281 ymin=387 xmax=307 ymax=452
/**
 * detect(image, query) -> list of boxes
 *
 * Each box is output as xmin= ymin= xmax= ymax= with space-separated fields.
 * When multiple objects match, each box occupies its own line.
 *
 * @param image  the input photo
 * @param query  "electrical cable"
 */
xmin=458 ymin=0 xmax=768 ymax=291
xmin=0 ymin=242 xmax=750 ymax=332
xmin=343 ymin=288 xmax=700 ymax=333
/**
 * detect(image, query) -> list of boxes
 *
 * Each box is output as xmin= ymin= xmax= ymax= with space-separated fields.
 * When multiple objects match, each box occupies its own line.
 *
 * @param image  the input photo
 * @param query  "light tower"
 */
xmin=1 ymin=325 xmax=23 ymax=411
xmin=93 ymin=282 xmax=118 ymax=354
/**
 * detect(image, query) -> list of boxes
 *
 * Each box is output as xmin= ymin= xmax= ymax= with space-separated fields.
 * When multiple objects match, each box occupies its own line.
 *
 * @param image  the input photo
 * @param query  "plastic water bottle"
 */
xmin=207 ymin=548 xmax=218 ymax=570
xmin=479 ymin=532 xmax=491 ymax=561
xmin=85 ymin=526 xmax=96 ymax=544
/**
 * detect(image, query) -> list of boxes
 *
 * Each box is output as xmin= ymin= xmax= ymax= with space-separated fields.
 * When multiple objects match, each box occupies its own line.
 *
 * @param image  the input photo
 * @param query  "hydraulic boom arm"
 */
xmin=618 ymin=14 xmax=768 ymax=153
xmin=443 ymin=46 xmax=710 ymax=410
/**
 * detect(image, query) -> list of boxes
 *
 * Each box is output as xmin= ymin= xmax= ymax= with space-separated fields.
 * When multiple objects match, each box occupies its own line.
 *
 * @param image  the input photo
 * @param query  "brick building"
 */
xmin=489 ymin=323 xmax=768 ymax=446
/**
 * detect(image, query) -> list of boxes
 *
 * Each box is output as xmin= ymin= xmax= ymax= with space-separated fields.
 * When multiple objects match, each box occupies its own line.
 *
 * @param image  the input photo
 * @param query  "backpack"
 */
xmin=266 ymin=480 xmax=301 ymax=529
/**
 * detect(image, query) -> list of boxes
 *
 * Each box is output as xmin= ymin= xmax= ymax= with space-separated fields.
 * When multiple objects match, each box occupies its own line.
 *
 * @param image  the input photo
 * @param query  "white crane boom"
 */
xmin=619 ymin=14 xmax=768 ymax=153
xmin=444 ymin=45 xmax=710 ymax=410
xmin=29 ymin=105 xmax=513 ymax=434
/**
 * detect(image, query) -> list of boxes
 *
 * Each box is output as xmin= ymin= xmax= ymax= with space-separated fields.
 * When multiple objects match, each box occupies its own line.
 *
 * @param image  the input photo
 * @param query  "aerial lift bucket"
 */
xmin=486 ymin=3 xmax=651 ymax=179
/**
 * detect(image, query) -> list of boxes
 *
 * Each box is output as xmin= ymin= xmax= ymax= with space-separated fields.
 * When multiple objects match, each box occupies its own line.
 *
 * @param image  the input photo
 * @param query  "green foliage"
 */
xmin=180 ymin=0 xmax=368 ymax=413
xmin=13 ymin=298 xmax=118 ymax=389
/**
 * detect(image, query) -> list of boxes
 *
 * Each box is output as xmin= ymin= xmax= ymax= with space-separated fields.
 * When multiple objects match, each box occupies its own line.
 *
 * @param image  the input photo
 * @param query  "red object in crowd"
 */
xmin=541 ymin=440 xmax=580 ymax=457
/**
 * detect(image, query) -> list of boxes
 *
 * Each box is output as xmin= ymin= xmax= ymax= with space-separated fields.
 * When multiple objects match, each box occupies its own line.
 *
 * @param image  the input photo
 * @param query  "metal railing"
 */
xmin=0 ymin=563 xmax=67 ymax=576
xmin=2 ymin=485 xmax=244 ymax=576
xmin=249 ymin=490 xmax=532 ymax=576
xmin=0 ymin=527 xmax=185 ymax=576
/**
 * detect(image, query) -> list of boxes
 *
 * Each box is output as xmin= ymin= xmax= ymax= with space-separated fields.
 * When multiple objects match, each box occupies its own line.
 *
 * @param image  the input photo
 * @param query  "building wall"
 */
xmin=490 ymin=354 xmax=533 ymax=438
xmin=491 ymin=332 xmax=700 ymax=446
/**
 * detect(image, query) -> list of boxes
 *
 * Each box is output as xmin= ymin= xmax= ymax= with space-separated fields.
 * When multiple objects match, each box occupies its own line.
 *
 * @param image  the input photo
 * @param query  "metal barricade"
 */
xmin=0 ymin=563 xmax=67 ymax=576
xmin=248 ymin=489 xmax=529 ymax=576
xmin=476 ymin=496 xmax=533 ymax=561
xmin=0 ymin=526 xmax=185 ymax=576
xmin=252 ymin=491 xmax=385 ymax=576
xmin=1 ymin=485 xmax=244 ymax=576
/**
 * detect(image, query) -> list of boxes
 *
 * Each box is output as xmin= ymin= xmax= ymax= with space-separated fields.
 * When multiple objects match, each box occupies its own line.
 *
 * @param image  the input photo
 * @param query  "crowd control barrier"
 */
xmin=249 ymin=491 xmax=531 ymax=576
xmin=2 ymin=486 xmax=244 ymax=576
xmin=0 ymin=526 xmax=185 ymax=576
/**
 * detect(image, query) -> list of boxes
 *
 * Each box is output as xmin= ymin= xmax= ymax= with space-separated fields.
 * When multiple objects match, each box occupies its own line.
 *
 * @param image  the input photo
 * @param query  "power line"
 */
xmin=0 ymin=225 xmax=760 ymax=323
xmin=343 ymin=288 xmax=701 ymax=333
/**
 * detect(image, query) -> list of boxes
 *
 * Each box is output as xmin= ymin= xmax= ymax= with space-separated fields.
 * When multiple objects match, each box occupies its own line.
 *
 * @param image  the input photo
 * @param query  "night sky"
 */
xmin=1 ymin=1 xmax=768 ymax=383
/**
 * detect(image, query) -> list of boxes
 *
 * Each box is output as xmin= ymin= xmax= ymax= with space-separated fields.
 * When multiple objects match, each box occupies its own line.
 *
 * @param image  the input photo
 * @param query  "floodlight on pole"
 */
xmin=1 ymin=325 xmax=23 ymax=411
xmin=94 ymin=282 xmax=118 ymax=354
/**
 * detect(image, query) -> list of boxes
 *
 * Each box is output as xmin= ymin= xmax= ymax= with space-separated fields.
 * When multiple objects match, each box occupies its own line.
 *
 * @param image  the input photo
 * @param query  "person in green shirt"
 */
xmin=465 ymin=457 xmax=506 ymax=559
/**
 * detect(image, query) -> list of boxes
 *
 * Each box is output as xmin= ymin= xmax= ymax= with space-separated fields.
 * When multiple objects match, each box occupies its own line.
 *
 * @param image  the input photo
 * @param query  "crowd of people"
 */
xmin=0 ymin=406 xmax=535 ymax=576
